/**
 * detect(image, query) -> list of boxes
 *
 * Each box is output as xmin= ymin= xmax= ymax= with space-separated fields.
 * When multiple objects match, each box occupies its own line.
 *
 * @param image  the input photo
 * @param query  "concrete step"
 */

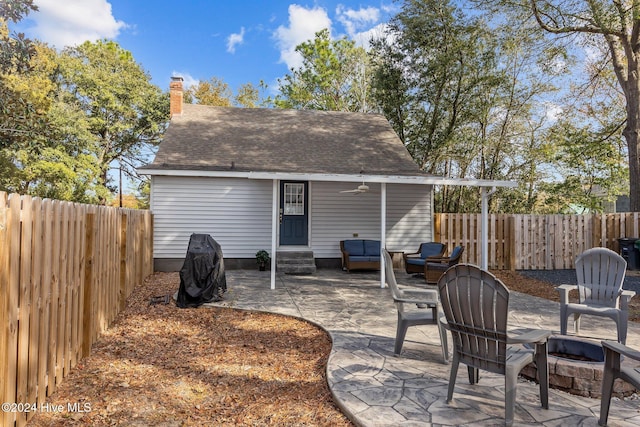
xmin=277 ymin=251 xmax=316 ymax=274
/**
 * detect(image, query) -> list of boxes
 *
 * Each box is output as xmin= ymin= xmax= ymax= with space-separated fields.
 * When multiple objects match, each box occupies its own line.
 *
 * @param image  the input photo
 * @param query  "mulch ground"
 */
xmin=26 ymin=269 xmax=639 ymax=426
xmin=492 ymin=270 xmax=640 ymax=322
xmin=27 ymin=272 xmax=352 ymax=427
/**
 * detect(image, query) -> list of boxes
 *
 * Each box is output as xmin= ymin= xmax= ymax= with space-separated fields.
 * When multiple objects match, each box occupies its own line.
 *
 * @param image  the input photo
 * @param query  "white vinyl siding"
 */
xmin=151 ymin=177 xmax=433 ymax=259
xmin=151 ymin=176 xmax=272 ymax=258
xmin=310 ymin=182 xmax=433 ymax=257
xmin=385 ymin=184 xmax=433 ymax=251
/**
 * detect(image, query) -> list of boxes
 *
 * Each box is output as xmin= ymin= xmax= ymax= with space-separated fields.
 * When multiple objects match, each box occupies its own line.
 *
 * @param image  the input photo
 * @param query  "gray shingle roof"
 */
xmin=144 ymin=104 xmax=426 ymax=176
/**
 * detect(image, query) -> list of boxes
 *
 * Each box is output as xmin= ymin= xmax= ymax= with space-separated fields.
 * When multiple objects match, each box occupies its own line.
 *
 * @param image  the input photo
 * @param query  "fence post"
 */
xmin=82 ymin=213 xmax=95 ymax=358
xmin=508 ymin=216 xmax=516 ymax=270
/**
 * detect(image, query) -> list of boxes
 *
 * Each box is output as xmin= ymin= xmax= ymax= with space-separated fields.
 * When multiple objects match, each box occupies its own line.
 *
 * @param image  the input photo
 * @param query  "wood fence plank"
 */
xmin=0 ymin=192 xmax=7 ymax=407
xmin=16 ymin=196 xmax=33 ymax=427
xmin=56 ymin=202 xmax=68 ymax=383
xmin=120 ymin=213 xmax=128 ymax=310
xmin=69 ymin=204 xmax=80 ymax=369
xmin=26 ymin=198 xmax=42 ymax=422
xmin=48 ymin=200 xmax=61 ymax=392
xmin=82 ymin=212 xmax=95 ymax=358
xmin=38 ymin=199 xmax=53 ymax=404
xmin=3 ymin=194 xmax=21 ymax=427
xmin=63 ymin=204 xmax=74 ymax=376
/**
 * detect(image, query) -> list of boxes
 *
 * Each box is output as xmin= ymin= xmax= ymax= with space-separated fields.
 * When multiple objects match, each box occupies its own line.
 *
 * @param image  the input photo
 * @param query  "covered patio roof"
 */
xmin=240 ymin=171 xmax=517 ymax=290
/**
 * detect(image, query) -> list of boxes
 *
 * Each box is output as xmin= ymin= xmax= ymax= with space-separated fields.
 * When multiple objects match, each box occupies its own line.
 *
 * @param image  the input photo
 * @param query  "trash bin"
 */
xmin=618 ymin=237 xmax=640 ymax=270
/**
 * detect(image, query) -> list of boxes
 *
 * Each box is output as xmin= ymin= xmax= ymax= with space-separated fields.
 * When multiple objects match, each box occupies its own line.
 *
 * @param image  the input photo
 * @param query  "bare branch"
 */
xmin=531 ymin=0 xmax=625 ymax=37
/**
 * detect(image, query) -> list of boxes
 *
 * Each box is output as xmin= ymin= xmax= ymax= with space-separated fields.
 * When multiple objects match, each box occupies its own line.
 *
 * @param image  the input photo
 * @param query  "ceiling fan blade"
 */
xmin=339 ymin=183 xmax=369 ymax=194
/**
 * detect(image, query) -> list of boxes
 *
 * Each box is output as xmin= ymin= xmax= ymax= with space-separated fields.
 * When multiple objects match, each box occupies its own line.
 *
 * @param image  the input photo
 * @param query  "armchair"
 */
xmin=424 ymin=245 xmax=464 ymax=284
xmin=403 ymin=242 xmax=446 ymax=274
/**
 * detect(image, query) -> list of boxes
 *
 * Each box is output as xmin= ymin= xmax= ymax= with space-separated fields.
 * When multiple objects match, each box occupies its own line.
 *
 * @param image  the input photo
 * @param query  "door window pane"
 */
xmin=284 ymin=183 xmax=304 ymax=215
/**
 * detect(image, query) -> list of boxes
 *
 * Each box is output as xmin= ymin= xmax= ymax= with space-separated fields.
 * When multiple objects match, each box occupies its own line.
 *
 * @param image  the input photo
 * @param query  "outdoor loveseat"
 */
xmin=340 ymin=239 xmax=381 ymax=271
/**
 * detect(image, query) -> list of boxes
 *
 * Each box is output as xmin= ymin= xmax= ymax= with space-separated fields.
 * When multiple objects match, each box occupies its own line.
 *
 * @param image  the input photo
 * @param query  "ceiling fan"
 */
xmin=340 ymin=182 xmax=370 ymax=194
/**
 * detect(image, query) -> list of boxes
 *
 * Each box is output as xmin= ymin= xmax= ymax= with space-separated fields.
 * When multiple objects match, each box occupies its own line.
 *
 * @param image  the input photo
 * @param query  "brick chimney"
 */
xmin=169 ymin=76 xmax=184 ymax=116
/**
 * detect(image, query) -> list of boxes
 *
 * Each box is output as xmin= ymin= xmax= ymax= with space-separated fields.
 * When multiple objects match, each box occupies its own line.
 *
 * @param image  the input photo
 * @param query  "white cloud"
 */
xmin=545 ymin=102 xmax=563 ymax=123
xmin=227 ymin=27 xmax=245 ymax=53
xmin=273 ymin=4 xmax=332 ymax=69
xmin=171 ymin=72 xmax=199 ymax=90
xmin=336 ymin=5 xmax=380 ymax=38
xmin=351 ymin=23 xmax=390 ymax=49
xmin=29 ymin=0 xmax=126 ymax=48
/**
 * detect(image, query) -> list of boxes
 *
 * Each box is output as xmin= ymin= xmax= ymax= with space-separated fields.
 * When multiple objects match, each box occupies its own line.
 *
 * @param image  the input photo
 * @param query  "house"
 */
xmin=140 ymin=77 xmax=515 ymax=288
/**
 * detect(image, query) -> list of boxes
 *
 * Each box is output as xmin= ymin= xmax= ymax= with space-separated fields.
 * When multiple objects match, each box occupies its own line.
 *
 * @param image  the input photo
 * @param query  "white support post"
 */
xmin=380 ymin=182 xmax=387 ymax=288
xmin=270 ymin=179 xmax=278 ymax=289
xmin=480 ymin=186 xmax=495 ymax=271
xmin=481 ymin=186 xmax=488 ymax=270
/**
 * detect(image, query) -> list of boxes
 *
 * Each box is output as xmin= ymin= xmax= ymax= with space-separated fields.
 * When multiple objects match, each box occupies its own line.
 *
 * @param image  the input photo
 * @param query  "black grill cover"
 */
xmin=176 ymin=234 xmax=227 ymax=308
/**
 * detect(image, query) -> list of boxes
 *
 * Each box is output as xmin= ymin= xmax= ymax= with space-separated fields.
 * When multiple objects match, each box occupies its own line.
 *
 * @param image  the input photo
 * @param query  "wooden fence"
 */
xmin=0 ymin=192 xmax=153 ymax=427
xmin=434 ymin=213 xmax=640 ymax=270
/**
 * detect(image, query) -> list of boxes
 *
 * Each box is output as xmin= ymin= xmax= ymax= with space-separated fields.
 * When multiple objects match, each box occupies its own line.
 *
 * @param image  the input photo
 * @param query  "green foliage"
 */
xmin=274 ymin=29 xmax=375 ymax=112
xmin=187 ymin=77 xmax=232 ymax=106
xmin=371 ymin=0 xmax=560 ymax=213
xmin=57 ymin=39 xmax=169 ymax=203
xmin=0 ymin=0 xmax=45 ymax=151
xmin=255 ymin=250 xmax=270 ymax=264
xmin=234 ymin=82 xmax=260 ymax=108
xmin=472 ymin=0 xmax=640 ymax=210
xmin=0 ymin=0 xmax=37 ymax=23
xmin=186 ymin=77 xmax=264 ymax=108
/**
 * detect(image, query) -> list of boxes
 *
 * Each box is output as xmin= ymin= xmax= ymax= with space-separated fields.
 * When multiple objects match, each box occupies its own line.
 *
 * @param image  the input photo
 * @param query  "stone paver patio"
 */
xmin=207 ymin=269 xmax=640 ymax=426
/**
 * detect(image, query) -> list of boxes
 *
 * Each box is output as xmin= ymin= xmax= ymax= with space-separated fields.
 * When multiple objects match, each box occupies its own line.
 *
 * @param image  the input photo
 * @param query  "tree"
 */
xmin=58 ymin=40 xmax=169 ymax=203
xmin=474 ymin=0 xmax=640 ymax=210
xmin=0 ymin=0 xmax=42 ymax=150
xmin=372 ymin=1 xmax=531 ymax=212
xmin=234 ymin=82 xmax=260 ymax=108
xmin=187 ymin=77 xmax=232 ymax=106
xmin=186 ymin=77 xmax=262 ymax=108
xmin=0 ymin=42 xmax=104 ymax=201
xmin=275 ymin=28 xmax=375 ymax=112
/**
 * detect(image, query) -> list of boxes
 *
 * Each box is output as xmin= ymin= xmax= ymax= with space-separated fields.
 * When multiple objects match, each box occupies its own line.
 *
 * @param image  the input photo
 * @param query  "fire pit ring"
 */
xmin=521 ymin=335 xmax=636 ymax=398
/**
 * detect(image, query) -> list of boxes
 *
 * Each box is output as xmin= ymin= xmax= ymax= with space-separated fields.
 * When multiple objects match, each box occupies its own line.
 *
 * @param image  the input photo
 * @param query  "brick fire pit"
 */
xmin=521 ymin=336 xmax=637 ymax=398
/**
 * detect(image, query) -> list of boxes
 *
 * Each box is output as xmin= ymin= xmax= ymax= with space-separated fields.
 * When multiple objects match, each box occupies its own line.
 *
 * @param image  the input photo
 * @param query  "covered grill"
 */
xmin=176 ymin=234 xmax=227 ymax=308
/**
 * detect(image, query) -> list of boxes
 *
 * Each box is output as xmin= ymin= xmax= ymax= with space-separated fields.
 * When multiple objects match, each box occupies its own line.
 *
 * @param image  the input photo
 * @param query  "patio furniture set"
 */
xmin=339 ymin=240 xmax=464 ymax=282
xmin=380 ymin=245 xmax=639 ymax=426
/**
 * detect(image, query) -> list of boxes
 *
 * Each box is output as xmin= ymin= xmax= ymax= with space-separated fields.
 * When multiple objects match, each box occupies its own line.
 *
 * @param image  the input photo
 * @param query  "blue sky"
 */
xmin=12 ymin=0 xmax=399 ymax=95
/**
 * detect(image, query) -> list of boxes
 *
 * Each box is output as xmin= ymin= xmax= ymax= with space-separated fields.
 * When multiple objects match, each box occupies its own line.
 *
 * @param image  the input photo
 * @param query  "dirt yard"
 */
xmin=25 ymin=269 xmax=639 ymax=426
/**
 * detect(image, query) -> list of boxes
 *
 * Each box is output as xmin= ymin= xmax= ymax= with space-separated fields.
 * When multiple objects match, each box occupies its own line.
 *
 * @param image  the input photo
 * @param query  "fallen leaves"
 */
xmin=492 ymin=269 xmax=640 ymax=322
xmin=27 ymin=272 xmax=353 ymax=427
